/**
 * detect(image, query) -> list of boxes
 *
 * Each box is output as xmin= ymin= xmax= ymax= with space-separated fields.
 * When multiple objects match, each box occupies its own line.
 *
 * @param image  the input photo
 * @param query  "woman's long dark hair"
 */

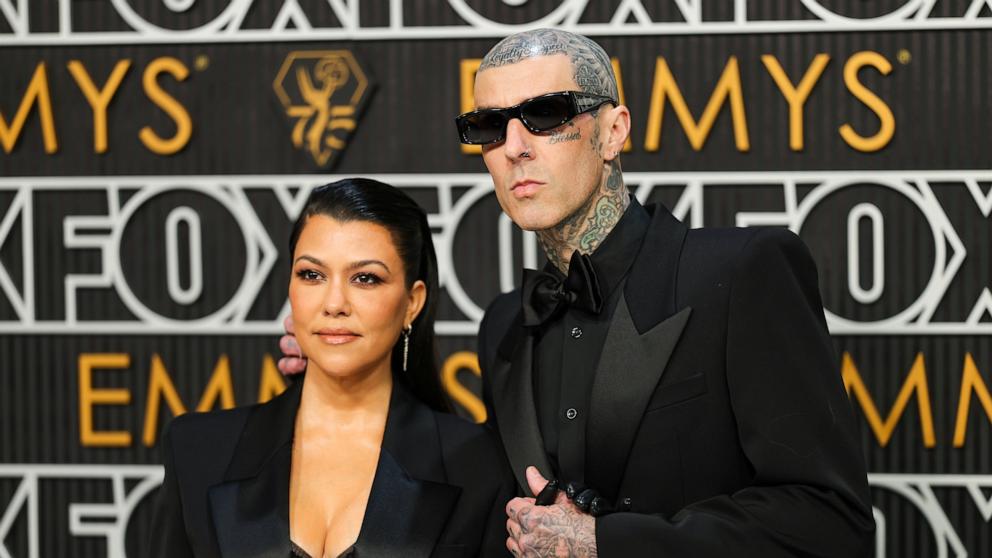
xmin=289 ymin=178 xmax=450 ymax=413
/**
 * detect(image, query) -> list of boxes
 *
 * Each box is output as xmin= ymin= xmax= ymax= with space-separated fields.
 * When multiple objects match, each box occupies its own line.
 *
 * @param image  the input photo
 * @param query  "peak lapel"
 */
xmin=207 ymin=380 xmax=301 ymax=558
xmin=587 ymin=300 xmax=692 ymax=502
xmin=490 ymin=313 xmax=553 ymax=495
xmin=357 ymin=450 xmax=461 ymax=558
xmin=208 ymin=447 xmax=292 ymax=558
xmin=357 ymin=382 xmax=461 ymax=557
xmin=586 ymin=203 xmax=693 ymax=501
xmin=626 ymin=203 xmax=687 ymax=333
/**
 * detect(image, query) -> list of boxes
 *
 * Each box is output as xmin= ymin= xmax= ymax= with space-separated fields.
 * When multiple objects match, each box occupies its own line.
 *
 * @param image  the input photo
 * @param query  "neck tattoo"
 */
xmin=537 ymin=160 xmax=629 ymax=274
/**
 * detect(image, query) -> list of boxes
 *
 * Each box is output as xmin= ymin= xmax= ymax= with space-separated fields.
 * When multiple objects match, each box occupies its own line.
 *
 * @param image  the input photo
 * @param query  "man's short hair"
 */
xmin=479 ymin=28 xmax=618 ymax=101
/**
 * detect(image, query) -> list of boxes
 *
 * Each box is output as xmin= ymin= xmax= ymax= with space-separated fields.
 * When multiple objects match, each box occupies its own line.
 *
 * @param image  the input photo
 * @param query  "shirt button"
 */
xmin=570 ymin=327 xmax=583 ymax=339
xmin=565 ymin=408 xmax=578 ymax=420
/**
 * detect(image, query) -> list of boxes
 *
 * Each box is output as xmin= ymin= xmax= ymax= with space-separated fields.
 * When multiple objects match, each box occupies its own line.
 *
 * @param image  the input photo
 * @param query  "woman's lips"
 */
xmin=315 ymin=330 xmax=361 ymax=345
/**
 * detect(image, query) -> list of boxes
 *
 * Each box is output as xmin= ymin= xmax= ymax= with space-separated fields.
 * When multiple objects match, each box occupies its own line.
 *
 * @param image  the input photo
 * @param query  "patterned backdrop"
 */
xmin=1 ymin=1 xmax=990 ymax=556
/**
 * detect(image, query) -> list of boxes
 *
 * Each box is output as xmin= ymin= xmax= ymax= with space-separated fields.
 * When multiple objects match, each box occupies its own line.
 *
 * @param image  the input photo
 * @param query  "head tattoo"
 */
xmin=479 ymin=28 xmax=618 ymax=100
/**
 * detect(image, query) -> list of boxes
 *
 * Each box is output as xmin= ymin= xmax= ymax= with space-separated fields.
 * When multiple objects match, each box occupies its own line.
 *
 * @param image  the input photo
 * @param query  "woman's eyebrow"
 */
xmin=294 ymin=255 xmax=323 ymax=266
xmin=294 ymin=256 xmax=391 ymax=273
xmin=348 ymin=259 xmax=390 ymax=272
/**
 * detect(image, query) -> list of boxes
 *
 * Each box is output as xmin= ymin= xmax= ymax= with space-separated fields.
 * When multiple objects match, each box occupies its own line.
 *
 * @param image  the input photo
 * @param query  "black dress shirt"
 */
xmin=531 ymin=199 xmax=650 ymax=482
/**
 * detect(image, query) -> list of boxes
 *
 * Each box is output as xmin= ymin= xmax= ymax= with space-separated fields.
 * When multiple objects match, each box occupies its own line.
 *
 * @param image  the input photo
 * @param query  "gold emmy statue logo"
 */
xmin=273 ymin=51 xmax=370 ymax=167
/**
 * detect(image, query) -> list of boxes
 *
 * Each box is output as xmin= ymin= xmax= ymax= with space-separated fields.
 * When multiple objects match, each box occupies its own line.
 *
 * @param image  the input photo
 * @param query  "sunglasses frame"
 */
xmin=455 ymin=90 xmax=617 ymax=145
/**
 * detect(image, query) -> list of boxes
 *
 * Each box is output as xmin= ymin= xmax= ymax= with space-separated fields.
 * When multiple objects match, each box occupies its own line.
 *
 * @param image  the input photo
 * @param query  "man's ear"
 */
xmin=603 ymin=104 xmax=631 ymax=161
xmin=405 ymin=280 xmax=428 ymax=327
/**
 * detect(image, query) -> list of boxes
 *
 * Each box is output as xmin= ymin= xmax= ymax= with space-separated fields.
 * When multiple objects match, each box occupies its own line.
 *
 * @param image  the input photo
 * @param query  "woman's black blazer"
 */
xmin=150 ymin=378 xmax=515 ymax=558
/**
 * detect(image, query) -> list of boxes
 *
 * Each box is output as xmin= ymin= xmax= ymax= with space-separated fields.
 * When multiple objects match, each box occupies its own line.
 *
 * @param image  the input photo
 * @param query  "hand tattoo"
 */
xmin=512 ymin=503 xmax=597 ymax=557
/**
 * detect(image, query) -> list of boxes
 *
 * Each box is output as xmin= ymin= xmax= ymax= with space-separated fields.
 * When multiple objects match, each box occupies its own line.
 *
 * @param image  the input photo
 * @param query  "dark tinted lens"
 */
xmin=521 ymin=95 xmax=573 ymax=131
xmin=460 ymin=111 xmax=507 ymax=143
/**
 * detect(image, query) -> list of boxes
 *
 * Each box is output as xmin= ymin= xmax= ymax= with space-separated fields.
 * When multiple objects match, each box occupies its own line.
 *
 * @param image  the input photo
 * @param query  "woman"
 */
xmin=150 ymin=179 xmax=515 ymax=558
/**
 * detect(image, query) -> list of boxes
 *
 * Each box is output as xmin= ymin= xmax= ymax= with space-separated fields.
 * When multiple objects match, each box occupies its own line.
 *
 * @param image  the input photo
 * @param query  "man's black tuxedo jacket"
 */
xmin=150 ymin=378 xmax=514 ymax=558
xmin=478 ymin=203 xmax=875 ymax=557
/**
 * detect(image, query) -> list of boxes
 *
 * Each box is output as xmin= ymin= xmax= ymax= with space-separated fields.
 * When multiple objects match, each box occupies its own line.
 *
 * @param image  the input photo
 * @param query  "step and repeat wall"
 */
xmin=1 ymin=1 xmax=991 ymax=556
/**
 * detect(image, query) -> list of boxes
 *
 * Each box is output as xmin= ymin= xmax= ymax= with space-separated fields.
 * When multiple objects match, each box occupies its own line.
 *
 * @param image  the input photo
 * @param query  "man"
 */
xmin=282 ymin=29 xmax=874 ymax=557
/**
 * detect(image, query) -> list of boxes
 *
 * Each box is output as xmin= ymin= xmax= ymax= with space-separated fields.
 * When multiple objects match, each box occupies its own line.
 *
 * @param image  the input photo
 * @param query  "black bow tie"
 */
xmin=521 ymin=251 xmax=604 ymax=327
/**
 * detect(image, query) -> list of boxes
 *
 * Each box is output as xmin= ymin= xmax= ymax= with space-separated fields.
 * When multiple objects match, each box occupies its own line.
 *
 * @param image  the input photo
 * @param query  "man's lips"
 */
xmin=314 ymin=329 xmax=361 ymax=345
xmin=511 ymin=179 xmax=544 ymax=198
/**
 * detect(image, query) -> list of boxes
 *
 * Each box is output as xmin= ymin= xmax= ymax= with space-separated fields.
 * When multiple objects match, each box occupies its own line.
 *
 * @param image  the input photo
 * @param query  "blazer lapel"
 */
xmin=357 ymin=382 xmax=461 ymax=557
xmin=490 ymin=315 xmax=554 ymax=495
xmin=206 ymin=379 xmax=464 ymax=558
xmin=586 ymin=203 xmax=693 ymax=501
xmin=358 ymin=450 xmax=460 ymax=557
xmin=208 ymin=379 xmax=300 ymax=558
xmin=586 ymin=301 xmax=692 ymax=501
xmin=625 ymin=203 xmax=688 ymax=333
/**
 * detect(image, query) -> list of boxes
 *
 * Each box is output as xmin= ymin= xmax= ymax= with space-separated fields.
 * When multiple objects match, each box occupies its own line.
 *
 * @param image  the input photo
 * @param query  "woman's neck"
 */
xmin=297 ymin=362 xmax=392 ymax=430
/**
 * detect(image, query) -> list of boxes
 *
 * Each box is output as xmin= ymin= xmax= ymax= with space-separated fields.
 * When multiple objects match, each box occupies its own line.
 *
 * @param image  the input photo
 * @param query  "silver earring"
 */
xmin=402 ymin=324 xmax=412 ymax=372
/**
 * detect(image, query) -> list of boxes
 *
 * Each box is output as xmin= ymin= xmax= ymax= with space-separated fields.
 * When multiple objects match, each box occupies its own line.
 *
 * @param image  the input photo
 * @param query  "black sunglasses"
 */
xmin=455 ymin=91 xmax=616 ymax=145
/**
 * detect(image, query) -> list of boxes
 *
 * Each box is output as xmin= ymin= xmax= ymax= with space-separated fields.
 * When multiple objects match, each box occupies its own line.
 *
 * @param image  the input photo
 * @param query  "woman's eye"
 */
xmin=353 ymin=272 xmax=381 ymax=285
xmin=296 ymin=269 xmax=322 ymax=282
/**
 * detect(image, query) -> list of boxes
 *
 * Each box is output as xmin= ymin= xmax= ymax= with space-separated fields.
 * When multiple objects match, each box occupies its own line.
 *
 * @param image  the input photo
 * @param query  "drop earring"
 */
xmin=402 ymin=324 xmax=412 ymax=372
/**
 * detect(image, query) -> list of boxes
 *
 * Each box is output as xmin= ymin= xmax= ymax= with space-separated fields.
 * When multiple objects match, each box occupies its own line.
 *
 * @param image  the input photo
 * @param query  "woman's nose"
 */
xmin=322 ymin=281 xmax=351 ymax=316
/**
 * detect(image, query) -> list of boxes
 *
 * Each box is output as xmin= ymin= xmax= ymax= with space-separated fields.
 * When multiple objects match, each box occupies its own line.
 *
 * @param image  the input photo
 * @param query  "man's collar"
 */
xmin=586 ymin=197 xmax=650 ymax=299
xmin=541 ymin=197 xmax=649 ymax=301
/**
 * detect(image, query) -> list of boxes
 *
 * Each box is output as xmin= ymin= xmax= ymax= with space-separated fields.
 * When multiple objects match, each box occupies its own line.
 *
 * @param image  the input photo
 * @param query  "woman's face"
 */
xmin=290 ymin=215 xmax=426 ymax=380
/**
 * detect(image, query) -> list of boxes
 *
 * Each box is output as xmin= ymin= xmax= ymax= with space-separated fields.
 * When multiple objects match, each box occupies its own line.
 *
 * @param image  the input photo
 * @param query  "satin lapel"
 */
xmin=207 ymin=379 xmax=300 ymax=558
xmin=625 ymin=203 xmax=688 ymax=333
xmin=357 ymin=450 xmax=460 ymax=558
xmin=208 ymin=445 xmax=292 ymax=558
xmin=585 ymin=203 xmax=691 ymax=500
xmin=490 ymin=313 xmax=553 ymax=495
xmin=587 ymin=296 xmax=692 ymax=502
xmin=356 ymin=382 xmax=461 ymax=557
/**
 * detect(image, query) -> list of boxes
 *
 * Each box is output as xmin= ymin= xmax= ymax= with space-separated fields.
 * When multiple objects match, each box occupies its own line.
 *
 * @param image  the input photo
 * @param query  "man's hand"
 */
xmin=277 ymin=315 xmax=307 ymax=375
xmin=506 ymin=467 xmax=597 ymax=557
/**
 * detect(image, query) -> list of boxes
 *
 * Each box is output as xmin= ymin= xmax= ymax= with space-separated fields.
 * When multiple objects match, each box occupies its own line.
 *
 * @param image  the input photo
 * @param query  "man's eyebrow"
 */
xmin=475 ymin=97 xmax=531 ymax=111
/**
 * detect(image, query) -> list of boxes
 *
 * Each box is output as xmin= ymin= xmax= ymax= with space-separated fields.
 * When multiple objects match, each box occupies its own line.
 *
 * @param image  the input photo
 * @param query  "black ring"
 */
xmin=573 ymin=488 xmax=598 ymax=512
xmin=534 ymin=478 xmax=560 ymax=506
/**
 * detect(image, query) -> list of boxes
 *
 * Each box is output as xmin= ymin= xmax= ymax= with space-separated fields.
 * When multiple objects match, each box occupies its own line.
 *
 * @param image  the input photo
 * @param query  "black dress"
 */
xmin=290 ymin=540 xmax=355 ymax=558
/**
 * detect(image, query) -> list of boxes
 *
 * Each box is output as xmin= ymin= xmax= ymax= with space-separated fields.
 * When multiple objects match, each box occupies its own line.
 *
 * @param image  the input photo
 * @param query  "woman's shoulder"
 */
xmin=167 ymin=404 xmax=251 ymax=439
xmin=165 ymin=380 xmax=299 ymax=448
xmin=163 ymin=405 xmax=252 ymax=460
xmin=431 ymin=411 xmax=511 ymax=482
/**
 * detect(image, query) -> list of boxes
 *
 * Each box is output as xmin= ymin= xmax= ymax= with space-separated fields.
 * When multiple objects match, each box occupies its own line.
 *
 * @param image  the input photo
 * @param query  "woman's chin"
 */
xmin=305 ymin=355 xmax=386 ymax=382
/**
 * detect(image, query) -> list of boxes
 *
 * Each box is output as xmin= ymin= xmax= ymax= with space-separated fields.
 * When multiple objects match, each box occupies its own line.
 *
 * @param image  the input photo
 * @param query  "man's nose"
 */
xmin=503 ymin=118 xmax=533 ymax=161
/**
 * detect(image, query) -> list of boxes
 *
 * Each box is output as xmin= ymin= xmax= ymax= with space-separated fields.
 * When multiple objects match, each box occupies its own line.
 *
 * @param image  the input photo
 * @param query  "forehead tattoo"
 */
xmin=478 ymin=28 xmax=618 ymax=100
